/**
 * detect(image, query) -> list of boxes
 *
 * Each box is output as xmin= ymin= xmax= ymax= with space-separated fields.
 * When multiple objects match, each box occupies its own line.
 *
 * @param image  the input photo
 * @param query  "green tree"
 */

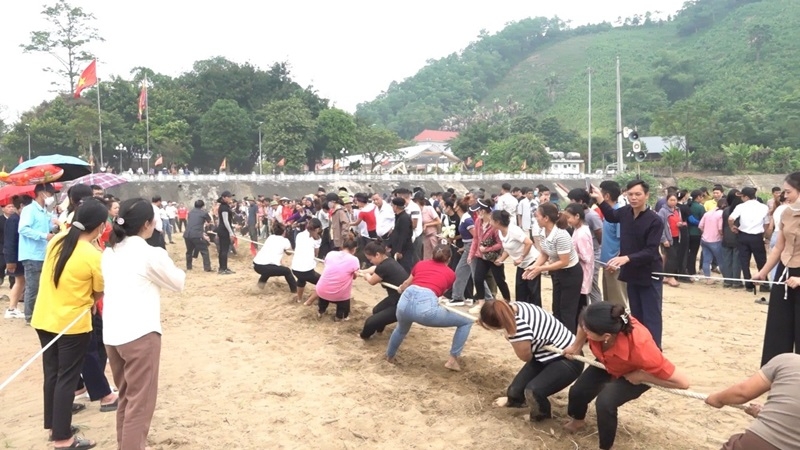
xmin=722 ymin=143 xmax=755 ymax=171
xmin=485 ymin=133 xmax=550 ymax=172
xmin=658 ymin=146 xmax=687 ymax=176
xmin=197 ymin=99 xmax=252 ymax=172
xmin=748 ymin=24 xmax=773 ymax=62
xmin=354 ymin=124 xmax=404 ymax=169
xmin=68 ymin=104 xmax=97 ymax=159
xmin=260 ymin=96 xmax=315 ymax=173
xmin=21 ymin=0 xmax=104 ymax=94
xmin=314 ymin=108 xmax=357 ymax=166
xmin=764 ymin=147 xmax=800 ymax=174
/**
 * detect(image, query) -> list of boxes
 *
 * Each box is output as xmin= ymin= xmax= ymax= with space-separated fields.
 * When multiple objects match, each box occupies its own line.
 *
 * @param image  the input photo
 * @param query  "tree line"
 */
xmin=0 ymin=1 xmax=405 ymax=173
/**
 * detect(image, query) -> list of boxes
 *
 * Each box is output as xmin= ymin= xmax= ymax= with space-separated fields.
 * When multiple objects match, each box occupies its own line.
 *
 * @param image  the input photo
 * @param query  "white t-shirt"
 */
xmin=499 ymin=224 xmax=539 ymax=268
xmin=773 ymin=204 xmax=789 ymax=233
xmin=516 ymin=197 xmax=532 ymax=232
xmin=374 ymin=202 xmax=395 ymax=237
xmin=165 ymin=205 xmax=177 ymax=219
xmin=405 ymin=201 xmax=422 ymax=240
xmin=254 ymin=235 xmax=291 ymax=266
xmin=729 ymin=200 xmax=770 ymax=234
xmin=497 ymin=192 xmax=518 ymax=217
xmin=291 ymin=230 xmax=321 ymax=272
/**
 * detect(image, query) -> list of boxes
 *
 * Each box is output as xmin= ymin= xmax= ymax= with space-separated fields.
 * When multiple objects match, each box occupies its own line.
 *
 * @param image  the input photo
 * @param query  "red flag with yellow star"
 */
xmin=74 ymin=60 xmax=97 ymax=98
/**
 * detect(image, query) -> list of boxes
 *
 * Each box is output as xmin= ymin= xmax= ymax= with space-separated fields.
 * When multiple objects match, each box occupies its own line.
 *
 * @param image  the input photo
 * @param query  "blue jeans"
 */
xmin=700 ymin=240 xmax=723 ymax=277
xmin=720 ymin=245 xmax=742 ymax=286
xmin=22 ymin=260 xmax=44 ymax=322
xmin=386 ymin=285 xmax=474 ymax=358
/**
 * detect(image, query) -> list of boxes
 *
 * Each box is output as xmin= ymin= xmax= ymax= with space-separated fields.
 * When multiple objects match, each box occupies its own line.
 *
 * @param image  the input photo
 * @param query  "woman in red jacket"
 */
xmin=468 ymin=199 xmax=511 ymax=315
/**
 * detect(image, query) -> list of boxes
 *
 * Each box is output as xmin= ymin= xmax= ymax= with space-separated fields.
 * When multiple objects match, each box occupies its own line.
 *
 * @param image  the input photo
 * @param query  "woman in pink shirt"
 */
xmin=564 ymin=204 xmax=594 ymax=308
xmin=468 ymin=199 xmax=511 ymax=314
xmin=699 ymin=199 xmax=726 ymax=284
xmin=315 ymin=238 xmax=359 ymax=320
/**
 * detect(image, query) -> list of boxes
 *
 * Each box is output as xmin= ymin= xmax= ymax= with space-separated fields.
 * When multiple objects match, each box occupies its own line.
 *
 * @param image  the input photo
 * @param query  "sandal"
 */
xmin=71 ymin=403 xmax=86 ymax=414
xmin=48 ymin=426 xmax=79 ymax=442
xmin=54 ymin=436 xmax=96 ymax=449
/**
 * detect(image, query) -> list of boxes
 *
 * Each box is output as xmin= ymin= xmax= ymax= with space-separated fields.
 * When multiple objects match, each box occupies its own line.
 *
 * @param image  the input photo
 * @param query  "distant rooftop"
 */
xmin=412 ymin=129 xmax=459 ymax=142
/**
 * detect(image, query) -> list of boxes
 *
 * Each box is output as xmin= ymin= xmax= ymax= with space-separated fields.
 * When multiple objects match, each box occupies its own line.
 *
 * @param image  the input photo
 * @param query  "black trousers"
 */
xmin=687 ymin=234 xmax=701 ymax=275
xmin=663 ymin=240 xmax=681 ymax=274
xmin=474 ymin=258 xmax=511 ymax=300
xmin=568 ymin=365 xmax=650 ymax=450
xmin=551 ymin=264 xmax=584 ymax=334
xmin=360 ymin=294 xmax=400 ymax=339
xmin=177 ymin=218 xmax=187 ymax=233
xmin=185 ymin=237 xmax=211 ymax=270
xmin=253 ymin=263 xmax=297 ymax=293
xmin=515 ymin=267 xmax=541 ymax=306
xmin=319 ymin=228 xmax=333 ymax=260
xmin=76 ymin=313 xmax=111 ymax=401
xmin=36 ymin=329 xmax=91 ymax=440
xmin=676 ymin=228 xmax=690 ymax=279
xmin=737 ymin=232 xmax=767 ymax=289
xmin=319 ymin=298 xmax=350 ymax=319
xmin=146 ymin=229 xmax=165 ymax=249
xmin=218 ymin=234 xmax=231 ymax=271
xmin=761 ymin=264 xmax=800 ymax=366
xmin=506 ymin=357 xmax=584 ymax=420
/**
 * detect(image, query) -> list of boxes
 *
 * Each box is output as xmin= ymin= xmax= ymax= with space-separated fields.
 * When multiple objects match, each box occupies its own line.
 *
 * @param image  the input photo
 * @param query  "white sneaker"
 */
xmin=4 ymin=309 xmax=24 ymax=319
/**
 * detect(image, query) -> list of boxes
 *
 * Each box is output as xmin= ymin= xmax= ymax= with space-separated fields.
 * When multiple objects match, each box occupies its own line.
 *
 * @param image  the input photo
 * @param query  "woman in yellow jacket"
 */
xmin=31 ymin=198 xmax=108 ymax=450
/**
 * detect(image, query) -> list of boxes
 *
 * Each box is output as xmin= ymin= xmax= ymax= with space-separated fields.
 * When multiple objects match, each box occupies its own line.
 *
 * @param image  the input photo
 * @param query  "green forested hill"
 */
xmin=356 ymin=0 xmax=800 ymax=172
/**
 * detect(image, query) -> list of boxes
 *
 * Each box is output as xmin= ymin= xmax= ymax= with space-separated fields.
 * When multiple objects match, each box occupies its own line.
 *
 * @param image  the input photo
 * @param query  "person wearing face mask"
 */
xmin=19 ymin=183 xmax=58 ymax=324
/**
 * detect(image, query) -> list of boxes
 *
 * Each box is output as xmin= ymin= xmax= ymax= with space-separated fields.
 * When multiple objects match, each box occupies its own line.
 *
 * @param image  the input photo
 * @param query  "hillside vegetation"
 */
xmin=356 ymin=0 xmax=800 ymax=173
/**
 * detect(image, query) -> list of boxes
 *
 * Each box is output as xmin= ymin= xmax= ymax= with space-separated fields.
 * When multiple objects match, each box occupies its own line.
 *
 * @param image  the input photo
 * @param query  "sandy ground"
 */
xmin=0 ymin=239 xmax=767 ymax=449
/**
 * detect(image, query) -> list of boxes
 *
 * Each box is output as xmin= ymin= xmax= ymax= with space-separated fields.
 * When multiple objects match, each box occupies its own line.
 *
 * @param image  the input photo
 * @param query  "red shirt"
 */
xmin=410 ymin=260 xmax=455 ymax=297
xmin=358 ymin=207 xmax=376 ymax=232
xmin=588 ymin=317 xmax=675 ymax=379
xmin=177 ymin=207 xmax=188 ymax=220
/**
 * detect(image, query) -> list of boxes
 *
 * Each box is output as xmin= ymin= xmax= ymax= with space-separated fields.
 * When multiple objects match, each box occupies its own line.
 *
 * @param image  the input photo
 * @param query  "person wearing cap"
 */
xmin=216 ymin=191 xmax=236 ymax=275
xmin=326 ymin=193 xmax=351 ymax=252
xmin=19 ymin=183 xmax=58 ymax=323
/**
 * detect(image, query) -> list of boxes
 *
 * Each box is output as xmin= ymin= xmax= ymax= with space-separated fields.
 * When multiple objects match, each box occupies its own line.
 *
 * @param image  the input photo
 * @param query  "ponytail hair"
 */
xmin=432 ymin=243 xmax=451 ymax=263
xmin=478 ymin=299 xmax=517 ymax=336
xmin=580 ymin=302 xmax=633 ymax=336
xmin=66 ymin=184 xmax=94 ymax=215
xmin=108 ymin=198 xmax=155 ymax=248
xmin=51 ymin=198 xmax=108 ymax=288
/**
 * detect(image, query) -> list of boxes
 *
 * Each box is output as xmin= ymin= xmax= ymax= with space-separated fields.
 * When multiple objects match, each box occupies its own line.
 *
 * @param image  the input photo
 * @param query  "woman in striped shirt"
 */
xmin=523 ymin=203 xmax=583 ymax=333
xmin=480 ymin=299 xmax=583 ymax=422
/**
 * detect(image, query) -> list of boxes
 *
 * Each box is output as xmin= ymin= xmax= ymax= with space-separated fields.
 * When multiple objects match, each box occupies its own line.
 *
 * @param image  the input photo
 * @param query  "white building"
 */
xmin=547 ymin=151 xmax=584 ymax=175
xmin=318 ymin=143 xmax=462 ymax=174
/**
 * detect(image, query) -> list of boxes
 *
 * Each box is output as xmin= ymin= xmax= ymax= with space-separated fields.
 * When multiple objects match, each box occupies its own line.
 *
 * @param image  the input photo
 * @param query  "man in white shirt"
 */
xmin=165 ymin=202 xmax=178 ymax=243
xmin=372 ymin=193 xmax=395 ymax=239
xmin=514 ymin=187 xmax=532 ymax=235
xmin=728 ymin=187 xmax=770 ymax=292
xmin=146 ymin=195 xmax=165 ymax=249
xmin=497 ymin=183 xmax=518 ymax=218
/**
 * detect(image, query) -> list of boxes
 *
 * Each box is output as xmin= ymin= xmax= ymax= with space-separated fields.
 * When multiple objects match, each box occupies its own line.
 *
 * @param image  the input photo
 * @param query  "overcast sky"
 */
xmin=1 ymin=0 xmax=685 ymax=124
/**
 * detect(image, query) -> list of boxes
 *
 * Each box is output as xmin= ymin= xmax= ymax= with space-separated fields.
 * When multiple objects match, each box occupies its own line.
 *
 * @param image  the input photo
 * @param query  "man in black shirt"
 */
xmin=184 ymin=200 xmax=213 ymax=272
xmin=592 ymin=179 xmax=665 ymax=347
xmin=387 ymin=197 xmax=414 ymax=274
xmin=246 ymin=197 xmax=259 ymax=256
xmin=0 ymin=203 xmax=14 ymax=291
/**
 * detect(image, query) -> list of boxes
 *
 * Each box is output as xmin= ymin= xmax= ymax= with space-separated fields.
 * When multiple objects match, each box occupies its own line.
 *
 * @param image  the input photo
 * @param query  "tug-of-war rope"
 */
xmin=0 ymin=234 xmax=750 ymax=412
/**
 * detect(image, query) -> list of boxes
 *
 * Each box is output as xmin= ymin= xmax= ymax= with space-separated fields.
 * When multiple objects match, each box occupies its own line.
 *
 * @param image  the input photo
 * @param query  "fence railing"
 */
xmin=120 ymin=172 xmax=603 ymax=183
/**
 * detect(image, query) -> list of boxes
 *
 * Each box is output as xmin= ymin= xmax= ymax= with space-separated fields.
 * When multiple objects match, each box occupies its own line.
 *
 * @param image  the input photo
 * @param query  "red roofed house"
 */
xmin=413 ymin=129 xmax=459 ymax=144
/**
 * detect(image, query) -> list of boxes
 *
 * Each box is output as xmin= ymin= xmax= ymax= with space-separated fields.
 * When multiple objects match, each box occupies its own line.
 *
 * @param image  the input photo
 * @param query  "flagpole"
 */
xmin=145 ymin=75 xmax=150 ymax=163
xmin=95 ymin=65 xmax=104 ymax=170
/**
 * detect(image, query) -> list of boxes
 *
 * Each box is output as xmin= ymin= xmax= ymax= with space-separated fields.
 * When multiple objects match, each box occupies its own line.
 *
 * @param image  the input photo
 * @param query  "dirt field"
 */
xmin=0 ymin=240 xmax=765 ymax=449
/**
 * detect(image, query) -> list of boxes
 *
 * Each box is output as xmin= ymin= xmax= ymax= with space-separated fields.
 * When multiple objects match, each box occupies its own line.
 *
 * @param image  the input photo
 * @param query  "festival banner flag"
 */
xmin=74 ymin=60 xmax=98 ymax=98
xmin=154 ymin=155 xmax=163 ymax=166
xmin=277 ymin=158 xmax=285 ymax=167
xmin=466 ymin=156 xmax=472 ymax=166
xmin=137 ymin=78 xmax=148 ymax=121
xmin=521 ymin=160 xmax=527 ymax=171
xmin=220 ymin=158 xmax=227 ymax=171
xmin=18 ymin=156 xmax=23 ymax=164
xmin=475 ymin=160 xmax=484 ymax=168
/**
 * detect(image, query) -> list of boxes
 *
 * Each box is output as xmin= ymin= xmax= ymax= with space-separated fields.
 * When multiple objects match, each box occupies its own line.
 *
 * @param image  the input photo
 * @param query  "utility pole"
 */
xmin=587 ymin=66 xmax=593 ymax=174
xmin=615 ymin=56 xmax=624 ymax=173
